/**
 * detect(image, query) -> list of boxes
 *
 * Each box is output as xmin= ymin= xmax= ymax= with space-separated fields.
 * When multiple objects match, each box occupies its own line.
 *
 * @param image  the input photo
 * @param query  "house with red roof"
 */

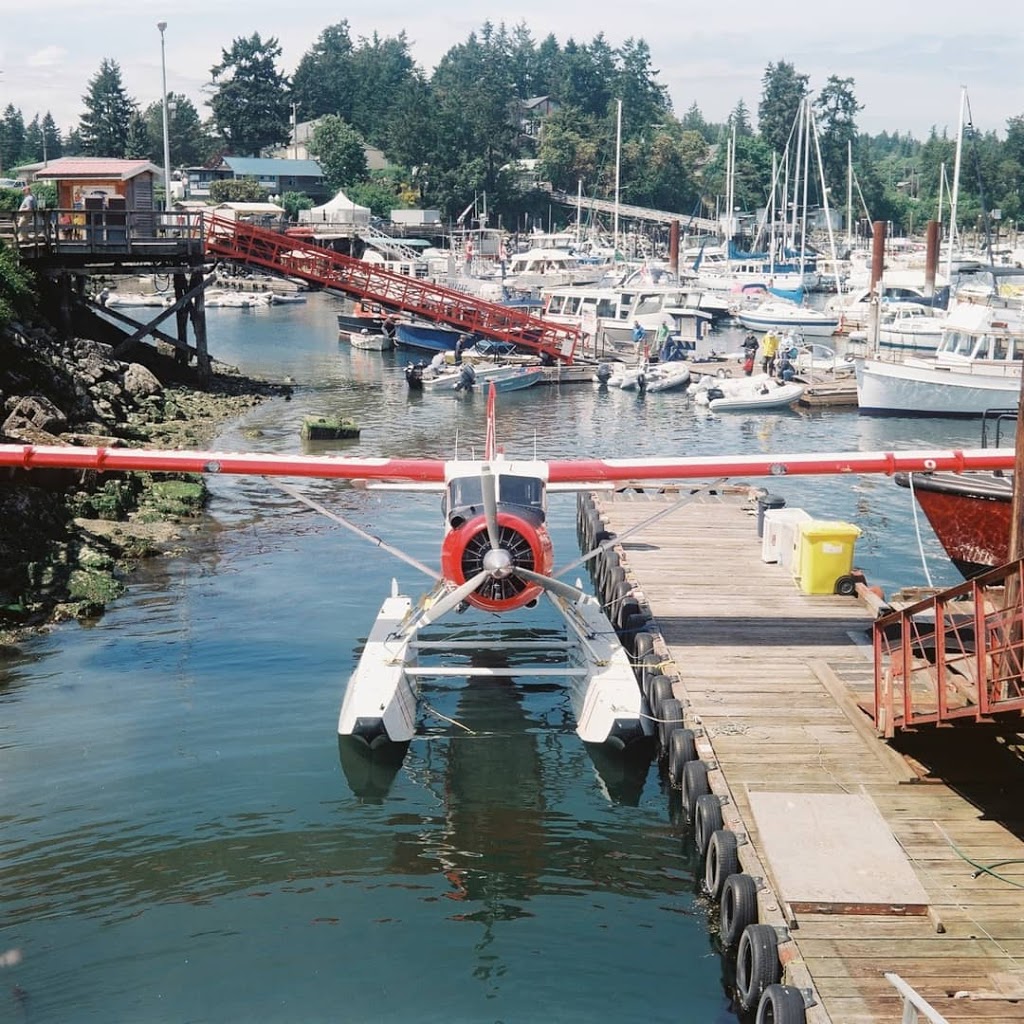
xmin=32 ymin=157 xmax=162 ymax=213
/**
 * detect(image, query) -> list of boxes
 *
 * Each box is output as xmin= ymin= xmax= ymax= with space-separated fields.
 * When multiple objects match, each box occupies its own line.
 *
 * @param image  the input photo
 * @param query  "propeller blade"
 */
xmin=271 ymin=480 xmax=440 ymax=580
xmin=515 ymin=567 xmax=588 ymax=604
xmin=553 ymin=479 xmax=726 ymax=579
xmin=481 ymin=465 xmax=501 ymax=552
xmin=416 ymin=569 xmax=490 ymax=630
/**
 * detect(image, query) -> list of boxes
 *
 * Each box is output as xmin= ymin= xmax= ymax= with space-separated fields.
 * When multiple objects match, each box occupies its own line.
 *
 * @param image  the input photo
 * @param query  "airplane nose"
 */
xmin=483 ymin=547 xmax=514 ymax=578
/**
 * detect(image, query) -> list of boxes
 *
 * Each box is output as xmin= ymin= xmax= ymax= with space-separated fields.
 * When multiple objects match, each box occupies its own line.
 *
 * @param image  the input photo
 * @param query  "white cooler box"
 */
xmin=761 ymin=508 xmax=812 ymax=565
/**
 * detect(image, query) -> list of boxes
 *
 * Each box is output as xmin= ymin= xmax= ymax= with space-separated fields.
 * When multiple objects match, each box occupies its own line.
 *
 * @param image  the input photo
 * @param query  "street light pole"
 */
xmin=157 ymin=21 xmax=171 ymax=211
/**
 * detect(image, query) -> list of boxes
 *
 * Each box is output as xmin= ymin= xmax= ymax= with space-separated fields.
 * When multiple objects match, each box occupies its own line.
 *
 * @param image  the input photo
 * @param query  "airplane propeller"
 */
xmin=415 ymin=569 xmax=490 ymax=630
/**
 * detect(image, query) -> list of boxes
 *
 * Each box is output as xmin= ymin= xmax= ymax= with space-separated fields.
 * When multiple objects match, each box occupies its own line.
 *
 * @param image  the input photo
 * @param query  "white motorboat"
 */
xmin=737 ymin=299 xmax=839 ymax=338
xmin=347 ymin=327 xmax=394 ymax=351
xmin=876 ymin=304 xmax=947 ymax=352
xmin=857 ymin=297 xmax=1024 ymax=417
xmin=692 ymin=373 xmax=804 ymax=412
xmin=421 ymin=361 xmax=544 ymax=394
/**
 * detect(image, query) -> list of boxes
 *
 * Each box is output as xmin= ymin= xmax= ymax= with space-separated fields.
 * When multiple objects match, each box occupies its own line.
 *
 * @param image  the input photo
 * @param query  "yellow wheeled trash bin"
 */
xmin=794 ymin=520 xmax=862 ymax=595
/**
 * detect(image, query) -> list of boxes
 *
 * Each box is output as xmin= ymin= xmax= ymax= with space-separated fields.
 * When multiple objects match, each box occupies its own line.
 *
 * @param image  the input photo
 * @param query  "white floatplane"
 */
xmin=0 ymin=391 xmax=1016 ymax=791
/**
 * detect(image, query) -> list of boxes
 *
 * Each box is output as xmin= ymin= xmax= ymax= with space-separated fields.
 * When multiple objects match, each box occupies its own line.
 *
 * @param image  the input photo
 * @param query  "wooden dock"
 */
xmin=593 ymin=488 xmax=1024 ymax=1023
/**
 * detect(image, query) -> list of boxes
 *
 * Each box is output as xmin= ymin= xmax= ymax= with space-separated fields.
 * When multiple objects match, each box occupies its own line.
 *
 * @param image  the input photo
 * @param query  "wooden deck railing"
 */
xmin=3 ymin=208 xmax=206 ymax=260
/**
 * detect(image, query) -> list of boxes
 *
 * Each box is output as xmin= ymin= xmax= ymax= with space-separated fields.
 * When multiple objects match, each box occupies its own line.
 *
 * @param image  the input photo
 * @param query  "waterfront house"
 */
xmin=184 ymin=157 xmax=328 ymax=202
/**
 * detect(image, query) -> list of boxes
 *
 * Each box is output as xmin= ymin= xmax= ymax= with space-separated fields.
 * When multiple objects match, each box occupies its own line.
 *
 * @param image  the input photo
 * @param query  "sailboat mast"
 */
xmin=946 ymin=86 xmax=967 ymax=281
xmin=846 ymin=139 xmax=853 ymax=249
xmin=790 ymin=99 xmax=805 ymax=250
xmin=799 ymin=99 xmax=811 ymax=289
xmin=576 ymin=178 xmax=583 ymax=245
xmin=614 ymin=99 xmax=622 ymax=256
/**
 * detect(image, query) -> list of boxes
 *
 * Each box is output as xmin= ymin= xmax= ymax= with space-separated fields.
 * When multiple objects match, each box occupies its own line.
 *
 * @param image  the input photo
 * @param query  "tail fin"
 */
xmin=484 ymin=382 xmax=497 ymax=460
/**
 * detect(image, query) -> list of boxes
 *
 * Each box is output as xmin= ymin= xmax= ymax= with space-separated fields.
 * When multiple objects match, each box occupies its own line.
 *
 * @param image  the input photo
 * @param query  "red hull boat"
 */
xmin=896 ymin=470 xmax=1012 ymax=578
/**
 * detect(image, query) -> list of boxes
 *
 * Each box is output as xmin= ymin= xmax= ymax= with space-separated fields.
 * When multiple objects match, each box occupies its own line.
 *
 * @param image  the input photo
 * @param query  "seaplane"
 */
xmin=0 ymin=386 xmax=1017 ymax=794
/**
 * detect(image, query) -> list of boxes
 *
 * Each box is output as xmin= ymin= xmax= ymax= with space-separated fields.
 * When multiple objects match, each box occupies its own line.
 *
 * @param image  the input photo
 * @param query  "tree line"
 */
xmin=1 ymin=22 xmax=1022 ymax=239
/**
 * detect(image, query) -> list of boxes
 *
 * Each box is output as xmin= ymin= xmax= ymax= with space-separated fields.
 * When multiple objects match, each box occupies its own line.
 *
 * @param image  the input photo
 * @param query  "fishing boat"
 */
xmin=857 ymin=297 xmax=1024 ymax=417
xmin=337 ymin=300 xmax=391 ymax=335
xmin=692 ymin=373 xmax=805 ymax=412
xmin=395 ymin=320 xmax=467 ymax=354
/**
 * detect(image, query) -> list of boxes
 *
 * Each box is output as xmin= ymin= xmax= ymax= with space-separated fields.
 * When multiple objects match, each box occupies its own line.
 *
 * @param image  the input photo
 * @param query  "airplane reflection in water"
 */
xmin=339 ymin=622 xmax=654 ymax=805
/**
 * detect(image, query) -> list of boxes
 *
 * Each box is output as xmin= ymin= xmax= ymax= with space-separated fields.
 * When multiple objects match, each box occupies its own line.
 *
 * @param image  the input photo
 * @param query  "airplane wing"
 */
xmin=545 ymin=449 xmax=1015 ymax=484
xmin=0 ymin=444 xmax=1014 ymax=482
xmin=0 ymin=445 xmax=448 ymax=483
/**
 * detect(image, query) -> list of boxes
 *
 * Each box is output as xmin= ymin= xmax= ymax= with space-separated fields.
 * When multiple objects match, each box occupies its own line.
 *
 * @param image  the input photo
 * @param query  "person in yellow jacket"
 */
xmin=762 ymin=329 xmax=780 ymax=375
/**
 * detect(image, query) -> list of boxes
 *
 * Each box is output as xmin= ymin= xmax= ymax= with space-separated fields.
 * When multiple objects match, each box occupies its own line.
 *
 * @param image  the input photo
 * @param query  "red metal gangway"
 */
xmin=204 ymin=216 xmax=581 ymax=362
xmin=871 ymin=558 xmax=1024 ymax=737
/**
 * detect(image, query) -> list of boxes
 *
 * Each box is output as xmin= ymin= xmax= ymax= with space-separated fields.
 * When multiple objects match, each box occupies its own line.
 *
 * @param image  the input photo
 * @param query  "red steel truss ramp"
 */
xmin=204 ymin=216 xmax=581 ymax=362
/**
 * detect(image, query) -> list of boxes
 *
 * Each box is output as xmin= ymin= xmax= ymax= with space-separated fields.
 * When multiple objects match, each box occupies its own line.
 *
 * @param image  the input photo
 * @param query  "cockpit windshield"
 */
xmin=445 ymin=472 xmax=545 ymax=525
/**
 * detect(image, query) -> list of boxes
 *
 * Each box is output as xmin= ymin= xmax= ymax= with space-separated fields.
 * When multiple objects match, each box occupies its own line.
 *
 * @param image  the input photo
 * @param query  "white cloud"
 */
xmin=26 ymin=46 xmax=68 ymax=69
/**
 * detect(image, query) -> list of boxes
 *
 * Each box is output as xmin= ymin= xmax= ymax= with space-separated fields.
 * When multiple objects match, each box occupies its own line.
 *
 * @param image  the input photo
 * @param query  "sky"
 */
xmin=1 ymin=0 xmax=1022 ymax=146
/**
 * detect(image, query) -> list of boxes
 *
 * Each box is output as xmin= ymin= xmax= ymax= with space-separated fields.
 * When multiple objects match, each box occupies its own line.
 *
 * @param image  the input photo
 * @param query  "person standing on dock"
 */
xmin=762 ymin=329 xmax=780 ymax=376
xmin=742 ymin=333 xmax=758 ymax=376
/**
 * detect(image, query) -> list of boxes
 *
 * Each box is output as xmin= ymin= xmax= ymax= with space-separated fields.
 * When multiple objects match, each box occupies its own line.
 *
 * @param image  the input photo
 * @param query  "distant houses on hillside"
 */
xmin=183 ymin=157 xmax=329 ymax=202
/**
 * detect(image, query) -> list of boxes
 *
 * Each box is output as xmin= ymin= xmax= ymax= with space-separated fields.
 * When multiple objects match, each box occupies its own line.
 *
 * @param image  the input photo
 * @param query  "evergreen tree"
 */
xmin=23 ymin=115 xmax=44 ymax=163
xmin=729 ymin=99 xmax=753 ymax=137
xmin=142 ymin=95 xmax=211 ymax=168
xmin=292 ymin=22 xmax=355 ymax=122
xmin=1 ymin=105 xmax=26 ymax=172
xmin=813 ymin=76 xmax=862 ymax=196
xmin=758 ymin=61 xmax=809 ymax=154
xmin=208 ymin=33 xmax=291 ymax=156
xmin=42 ymin=113 xmax=63 ymax=161
xmin=125 ymin=112 xmax=152 ymax=160
xmin=79 ymin=58 xmax=137 ymax=157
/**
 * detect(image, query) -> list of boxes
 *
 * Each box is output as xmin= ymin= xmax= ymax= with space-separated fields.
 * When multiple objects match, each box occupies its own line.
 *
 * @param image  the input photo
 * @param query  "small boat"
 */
xmin=395 ymin=320 xmax=467 ymax=354
xmin=693 ymin=373 xmax=804 ymax=412
xmin=876 ymin=304 xmax=947 ymax=352
xmin=347 ymin=328 xmax=394 ymax=351
xmin=422 ymin=362 xmax=544 ymax=394
xmin=643 ymin=360 xmax=691 ymax=393
xmin=337 ymin=300 xmax=390 ymax=335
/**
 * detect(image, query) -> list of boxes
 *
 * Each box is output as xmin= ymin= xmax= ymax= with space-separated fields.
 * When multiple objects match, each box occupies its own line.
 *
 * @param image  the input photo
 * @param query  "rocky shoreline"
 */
xmin=1 ymin=320 xmax=290 ymax=652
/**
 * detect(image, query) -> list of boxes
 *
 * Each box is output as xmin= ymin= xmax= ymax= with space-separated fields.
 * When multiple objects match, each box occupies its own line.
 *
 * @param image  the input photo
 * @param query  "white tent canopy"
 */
xmin=299 ymin=188 xmax=370 ymax=226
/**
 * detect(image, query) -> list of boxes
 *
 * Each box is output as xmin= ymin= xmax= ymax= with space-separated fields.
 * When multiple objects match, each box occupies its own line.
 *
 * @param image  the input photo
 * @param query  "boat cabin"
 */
xmin=933 ymin=300 xmax=1024 ymax=370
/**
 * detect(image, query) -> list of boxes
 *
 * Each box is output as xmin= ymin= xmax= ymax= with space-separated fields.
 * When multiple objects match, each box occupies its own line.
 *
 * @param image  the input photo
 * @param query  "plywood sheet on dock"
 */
xmin=749 ymin=791 xmax=929 ymax=913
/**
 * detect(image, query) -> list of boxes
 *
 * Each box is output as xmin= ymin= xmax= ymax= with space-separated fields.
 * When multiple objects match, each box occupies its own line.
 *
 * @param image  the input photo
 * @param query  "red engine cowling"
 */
xmin=440 ymin=511 xmax=554 ymax=613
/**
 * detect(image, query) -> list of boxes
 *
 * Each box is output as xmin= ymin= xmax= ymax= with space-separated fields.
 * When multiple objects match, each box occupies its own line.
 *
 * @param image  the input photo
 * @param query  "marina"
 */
xmin=4 ymin=291 xmax=1024 ymax=1022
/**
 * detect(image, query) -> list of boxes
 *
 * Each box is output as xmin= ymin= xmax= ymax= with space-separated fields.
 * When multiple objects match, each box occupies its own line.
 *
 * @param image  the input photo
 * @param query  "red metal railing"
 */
xmin=872 ymin=558 xmax=1024 ymax=736
xmin=204 ymin=216 xmax=581 ymax=362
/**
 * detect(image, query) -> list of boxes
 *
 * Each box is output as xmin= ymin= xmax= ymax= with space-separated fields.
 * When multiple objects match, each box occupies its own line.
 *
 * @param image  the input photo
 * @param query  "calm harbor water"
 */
xmin=1 ymin=293 xmax=985 ymax=1023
